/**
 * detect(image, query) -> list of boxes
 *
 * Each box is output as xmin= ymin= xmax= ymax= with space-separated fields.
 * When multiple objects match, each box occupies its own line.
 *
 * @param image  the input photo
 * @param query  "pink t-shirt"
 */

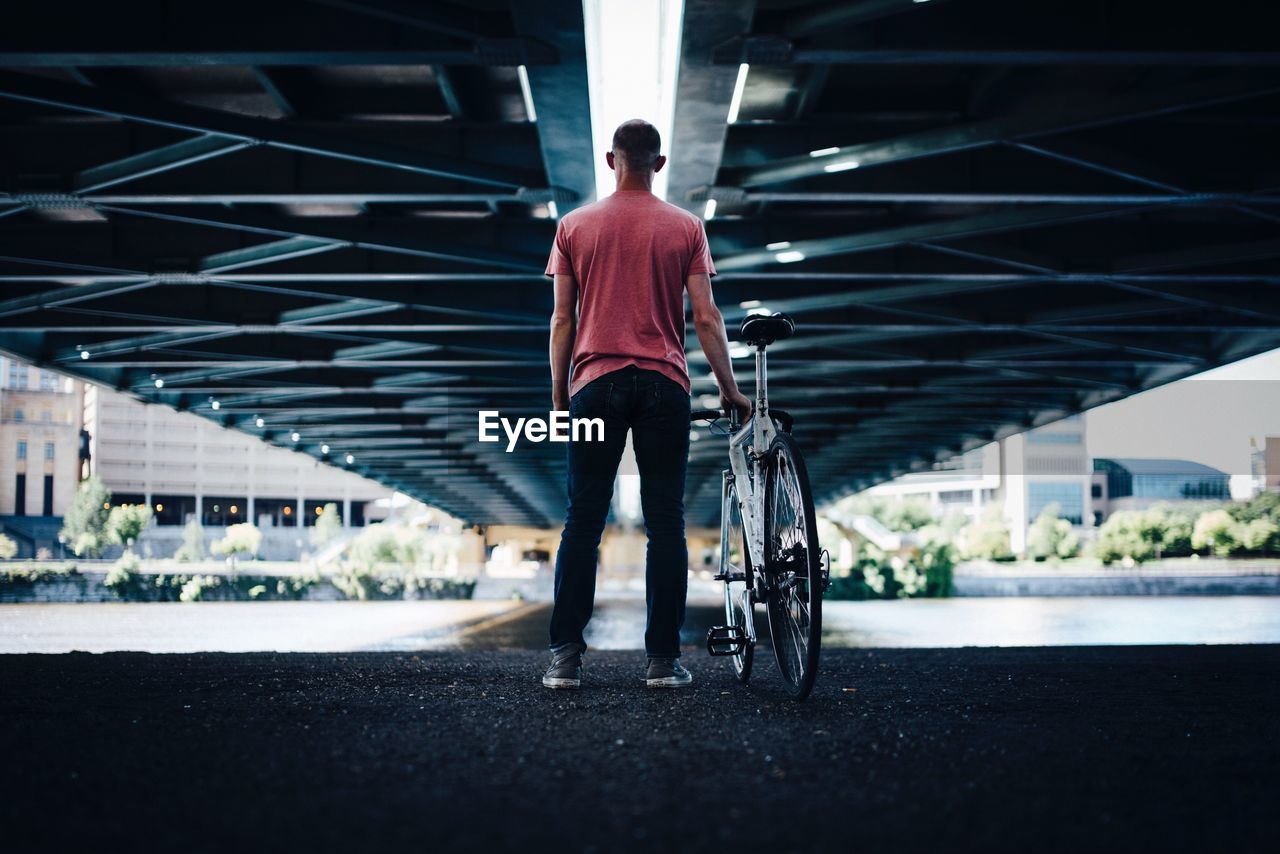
xmin=545 ymin=189 xmax=717 ymax=397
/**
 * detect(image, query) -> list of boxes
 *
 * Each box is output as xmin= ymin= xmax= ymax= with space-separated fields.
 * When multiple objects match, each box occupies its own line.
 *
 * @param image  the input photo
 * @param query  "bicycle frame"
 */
xmin=722 ymin=342 xmax=777 ymax=594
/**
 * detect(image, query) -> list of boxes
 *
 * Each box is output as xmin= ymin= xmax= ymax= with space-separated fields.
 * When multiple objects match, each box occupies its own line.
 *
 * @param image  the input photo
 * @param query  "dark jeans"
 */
xmin=549 ymin=365 xmax=691 ymax=658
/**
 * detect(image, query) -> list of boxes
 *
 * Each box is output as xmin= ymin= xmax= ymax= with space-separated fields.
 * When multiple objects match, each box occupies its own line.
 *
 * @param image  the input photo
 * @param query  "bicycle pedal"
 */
xmin=706 ymin=625 xmax=748 ymax=657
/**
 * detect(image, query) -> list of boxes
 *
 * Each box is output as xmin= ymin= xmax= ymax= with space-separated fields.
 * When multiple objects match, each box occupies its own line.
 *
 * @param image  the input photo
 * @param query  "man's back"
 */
xmin=545 ymin=190 xmax=716 ymax=397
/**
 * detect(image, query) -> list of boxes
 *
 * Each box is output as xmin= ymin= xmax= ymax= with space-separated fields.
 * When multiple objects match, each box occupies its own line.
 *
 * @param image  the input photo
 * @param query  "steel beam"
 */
xmin=510 ymin=0 xmax=596 ymax=211
xmin=733 ymin=76 xmax=1280 ymax=187
xmin=716 ymin=204 xmax=1126 ymax=270
xmin=0 ymin=71 xmax=542 ymax=190
xmin=72 ymin=135 xmax=254 ymax=193
xmin=665 ymin=0 xmax=758 ymax=211
xmin=94 ymin=205 xmax=545 ymax=271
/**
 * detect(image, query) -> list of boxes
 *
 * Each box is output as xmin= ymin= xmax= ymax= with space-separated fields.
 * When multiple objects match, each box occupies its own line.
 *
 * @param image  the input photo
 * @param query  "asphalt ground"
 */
xmin=2 ymin=645 xmax=1277 ymax=853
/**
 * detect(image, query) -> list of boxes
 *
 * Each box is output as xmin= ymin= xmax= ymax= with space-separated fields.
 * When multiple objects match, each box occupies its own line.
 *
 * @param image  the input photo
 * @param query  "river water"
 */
xmin=3 ymin=596 xmax=1279 ymax=653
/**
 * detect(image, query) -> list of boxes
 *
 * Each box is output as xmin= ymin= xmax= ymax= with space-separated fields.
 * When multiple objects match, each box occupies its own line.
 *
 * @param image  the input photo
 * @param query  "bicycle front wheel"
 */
xmin=763 ymin=432 xmax=822 ymax=701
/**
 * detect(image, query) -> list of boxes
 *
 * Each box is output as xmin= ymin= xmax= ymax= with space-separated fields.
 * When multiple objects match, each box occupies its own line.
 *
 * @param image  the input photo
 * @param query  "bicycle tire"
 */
xmin=722 ymin=476 xmax=754 ymax=683
xmin=763 ymin=432 xmax=822 ymax=701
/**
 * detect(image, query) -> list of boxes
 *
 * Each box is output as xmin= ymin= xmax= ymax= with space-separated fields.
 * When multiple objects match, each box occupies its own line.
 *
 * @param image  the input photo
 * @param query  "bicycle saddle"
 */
xmin=739 ymin=312 xmax=795 ymax=346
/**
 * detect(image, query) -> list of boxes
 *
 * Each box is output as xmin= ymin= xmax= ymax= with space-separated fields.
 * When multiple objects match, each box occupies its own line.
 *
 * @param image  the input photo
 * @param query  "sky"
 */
xmin=1085 ymin=347 xmax=1280 ymax=492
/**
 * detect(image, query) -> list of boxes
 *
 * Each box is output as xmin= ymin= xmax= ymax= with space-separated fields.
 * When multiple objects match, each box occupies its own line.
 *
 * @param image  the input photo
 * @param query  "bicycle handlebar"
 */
xmin=689 ymin=407 xmax=793 ymax=433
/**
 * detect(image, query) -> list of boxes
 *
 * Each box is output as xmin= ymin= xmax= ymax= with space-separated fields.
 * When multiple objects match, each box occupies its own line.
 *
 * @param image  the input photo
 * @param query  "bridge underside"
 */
xmin=2 ymin=0 xmax=1278 ymax=528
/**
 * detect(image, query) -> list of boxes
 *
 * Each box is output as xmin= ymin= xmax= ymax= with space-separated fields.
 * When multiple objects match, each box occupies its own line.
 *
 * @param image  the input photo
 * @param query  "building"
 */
xmin=1262 ymin=437 xmax=1280 ymax=494
xmin=866 ymin=415 xmax=1093 ymax=554
xmin=85 ymin=384 xmax=393 ymax=544
xmin=0 ymin=356 xmax=86 ymax=556
xmin=1092 ymin=458 xmax=1232 ymax=519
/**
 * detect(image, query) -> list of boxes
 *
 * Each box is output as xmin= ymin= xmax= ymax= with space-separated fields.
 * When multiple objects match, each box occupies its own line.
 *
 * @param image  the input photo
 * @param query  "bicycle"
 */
xmin=691 ymin=312 xmax=828 ymax=701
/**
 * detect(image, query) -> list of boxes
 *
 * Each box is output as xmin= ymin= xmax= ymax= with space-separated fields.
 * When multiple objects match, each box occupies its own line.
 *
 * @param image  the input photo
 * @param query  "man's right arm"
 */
xmin=688 ymin=273 xmax=752 ymax=421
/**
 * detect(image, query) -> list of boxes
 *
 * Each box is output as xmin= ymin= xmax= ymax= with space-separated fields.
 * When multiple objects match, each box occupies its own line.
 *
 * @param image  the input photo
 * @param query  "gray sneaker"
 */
xmin=646 ymin=657 xmax=693 ymax=688
xmin=542 ymin=644 xmax=584 ymax=689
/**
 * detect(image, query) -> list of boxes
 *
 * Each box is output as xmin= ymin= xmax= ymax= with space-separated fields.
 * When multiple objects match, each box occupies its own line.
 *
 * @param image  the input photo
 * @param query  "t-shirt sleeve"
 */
xmin=545 ymin=219 xmax=574 ymax=278
xmin=687 ymin=219 xmax=717 ymax=278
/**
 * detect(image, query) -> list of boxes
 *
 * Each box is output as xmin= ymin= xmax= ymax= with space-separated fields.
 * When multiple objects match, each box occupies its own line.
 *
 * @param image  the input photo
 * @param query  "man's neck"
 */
xmin=614 ymin=170 xmax=653 ymax=193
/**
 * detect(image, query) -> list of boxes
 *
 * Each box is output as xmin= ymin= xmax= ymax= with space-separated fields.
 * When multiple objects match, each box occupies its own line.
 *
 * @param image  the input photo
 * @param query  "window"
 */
xmin=39 ymin=370 xmax=59 ymax=391
xmin=1028 ymin=481 xmax=1084 ymax=525
xmin=8 ymin=361 xmax=27 ymax=389
xmin=1091 ymin=484 xmax=1103 ymax=499
xmin=14 ymin=409 xmax=24 ymax=422
xmin=16 ymin=440 xmax=26 ymax=460
xmin=42 ymin=475 xmax=53 ymax=516
xmin=44 ymin=442 xmax=55 ymax=460
xmin=13 ymin=474 xmax=25 ymax=516
xmin=41 ymin=411 xmax=52 ymax=422
xmin=1027 ymin=430 xmax=1084 ymax=445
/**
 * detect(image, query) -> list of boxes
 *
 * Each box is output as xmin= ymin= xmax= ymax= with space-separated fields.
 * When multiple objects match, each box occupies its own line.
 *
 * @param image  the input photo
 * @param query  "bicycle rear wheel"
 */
xmin=763 ymin=432 xmax=822 ymax=701
xmin=721 ymin=475 xmax=754 ymax=682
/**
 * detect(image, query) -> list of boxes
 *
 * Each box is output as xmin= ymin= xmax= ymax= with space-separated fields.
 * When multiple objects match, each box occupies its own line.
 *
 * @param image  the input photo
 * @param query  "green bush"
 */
xmin=106 ymin=503 xmax=153 ymax=548
xmin=104 ymin=551 xmax=145 ymax=599
xmin=61 ymin=476 xmax=112 ymax=557
xmin=211 ymin=523 xmax=262 ymax=567
xmin=332 ymin=564 xmax=476 ymax=601
xmin=956 ymin=506 xmax=1013 ymax=561
xmin=0 ymin=562 xmax=79 ymax=588
xmin=309 ymin=502 xmax=343 ymax=549
xmin=174 ymin=518 xmax=205 ymax=562
xmin=1026 ymin=503 xmax=1080 ymax=561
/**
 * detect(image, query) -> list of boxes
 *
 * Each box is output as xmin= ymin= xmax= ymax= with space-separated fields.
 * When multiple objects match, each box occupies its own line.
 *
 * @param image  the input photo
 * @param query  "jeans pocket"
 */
xmin=572 ymin=381 xmax=612 ymax=419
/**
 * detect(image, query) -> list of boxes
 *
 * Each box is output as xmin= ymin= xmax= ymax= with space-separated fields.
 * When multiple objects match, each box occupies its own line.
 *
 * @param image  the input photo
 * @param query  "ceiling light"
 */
xmin=739 ymin=299 xmax=762 ymax=309
xmin=320 ymin=443 xmax=330 ymax=455
xmin=255 ymin=417 xmax=265 ymax=428
xmin=153 ymin=378 xmax=164 ymax=388
xmin=726 ymin=63 xmax=749 ymax=124
xmin=765 ymin=241 xmax=791 ymax=251
xmin=746 ymin=306 xmax=771 ymax=316
xmin=345 ymin=454 xmax=355 ymax=465
xmin=210 ymin=399 xmax=220 ymax=410
xmin=547 ymin=200 xmax=559 ymax=219
xmin=516 ymin=65 xmax=537 ymax=122
xmin=729 ymin=346 xmax=751 ymax=359
xmin=775 ymin=250 xmax=806 ymax=264
xmin=823 ymin=160 xmax=860 ymax=173
xmin=291 ymin=431 xmax=301 ymax=442
xmin=809 ymin=147 xmax=840 ymax=158
xmin=703 ymin=199 xmax=717 ymax=220
xmin=79 ymin=350 xmax=90 ymax=360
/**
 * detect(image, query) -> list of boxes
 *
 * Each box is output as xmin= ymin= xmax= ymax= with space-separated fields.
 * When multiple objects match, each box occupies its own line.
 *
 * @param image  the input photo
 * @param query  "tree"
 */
xmin=1192 ymin=509 xmax=1238 ymax=557
xmin=211 ymin=522 xmax=262 ymax=569
xmin=106 ymin=504 xmax=153 ymax=550
xmin=60 ymin=476 xmax=112 ymax=558
xmin=1095 ymin=510 xmax=1155 ymax=565
xmin=0 ymin=533 xmax=17 ymax=560
xmin=1238 ymin=518 xmax=1279 ymax=553
xmin=956 ymin=506 xmax=1013 ymax=561
xmin=1026 ymin=503 xmax=1079 ymax=561
xmin=309 ymin=502 xmax=343 ymax=549
xmin=174 ymin=518 xmax=205 ymax=562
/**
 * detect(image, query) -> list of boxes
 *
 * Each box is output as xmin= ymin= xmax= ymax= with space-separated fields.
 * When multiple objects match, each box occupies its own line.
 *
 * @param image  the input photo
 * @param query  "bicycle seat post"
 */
xmin=755 ymin=342 xmax=768 ymax=421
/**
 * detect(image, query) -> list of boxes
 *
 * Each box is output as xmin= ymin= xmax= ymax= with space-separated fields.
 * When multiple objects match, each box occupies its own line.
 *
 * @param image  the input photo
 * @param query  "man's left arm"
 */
xmin=550 ymin=273 xmax=577 ymax=412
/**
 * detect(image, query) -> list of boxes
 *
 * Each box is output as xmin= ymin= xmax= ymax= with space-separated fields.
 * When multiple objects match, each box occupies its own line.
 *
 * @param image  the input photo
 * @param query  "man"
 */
xmin=542 ymin=119 xmax=752 ymax=690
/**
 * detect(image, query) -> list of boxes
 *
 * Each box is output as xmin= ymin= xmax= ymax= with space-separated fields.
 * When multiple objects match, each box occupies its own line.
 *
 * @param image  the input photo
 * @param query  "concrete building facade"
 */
xmin=85 ymin=384 xmax=393 ymax=532
xmin=0 ymin=356 xmax=84 ymax=518
xmin=867 ymin=415 xmax=1094 ymax=554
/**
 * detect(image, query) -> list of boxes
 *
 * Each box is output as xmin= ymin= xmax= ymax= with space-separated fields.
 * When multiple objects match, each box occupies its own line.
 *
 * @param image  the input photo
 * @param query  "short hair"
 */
xmin=611 ymin=119 xmax=661 ymax=171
